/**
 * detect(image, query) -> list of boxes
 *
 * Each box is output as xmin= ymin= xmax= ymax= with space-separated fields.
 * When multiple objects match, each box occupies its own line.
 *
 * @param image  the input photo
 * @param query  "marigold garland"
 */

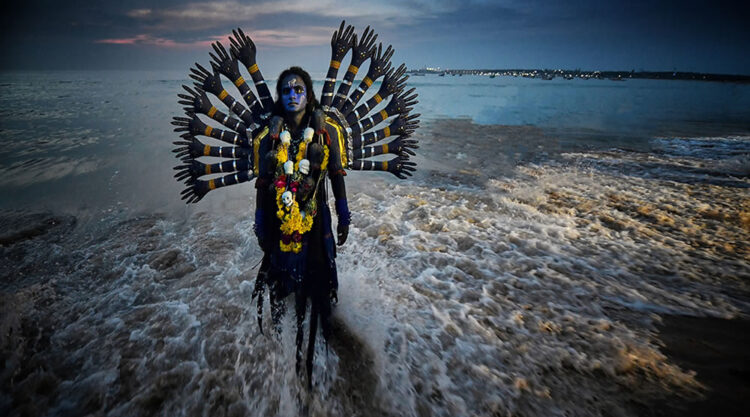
xmin=321 ymin=142 xmax=329 ymax=171
xmin=275 ymin=186 xmax=313 ymax=252
xmin=294 ymin=141 xmax=307 ymax=171
xmin=277 ymin=145 xmax=289 ymax=164
xmin=273 ymin=129 xmax=326 ymax=253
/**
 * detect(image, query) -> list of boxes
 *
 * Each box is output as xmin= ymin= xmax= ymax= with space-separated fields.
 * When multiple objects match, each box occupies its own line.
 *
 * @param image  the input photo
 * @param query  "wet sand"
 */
xmin=643 ymin=315 xmax=750 ymax=417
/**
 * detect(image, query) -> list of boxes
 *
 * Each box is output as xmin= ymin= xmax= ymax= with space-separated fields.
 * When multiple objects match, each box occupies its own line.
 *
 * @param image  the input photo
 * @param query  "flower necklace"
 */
xmin=273 ymin=125 xmax=329 ymax=253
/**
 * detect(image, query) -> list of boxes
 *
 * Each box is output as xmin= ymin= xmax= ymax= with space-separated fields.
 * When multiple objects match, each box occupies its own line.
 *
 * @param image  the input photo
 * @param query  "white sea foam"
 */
xmin=1 ymin=71 xmax=749 ymax=415
xmin=2 ymin=146 xmax=748 ymax=415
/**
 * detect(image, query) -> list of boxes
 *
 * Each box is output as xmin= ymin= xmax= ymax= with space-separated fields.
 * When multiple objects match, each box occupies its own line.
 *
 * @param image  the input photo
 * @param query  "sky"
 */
xmin=1 ymin=0 xmax=749 ymax=75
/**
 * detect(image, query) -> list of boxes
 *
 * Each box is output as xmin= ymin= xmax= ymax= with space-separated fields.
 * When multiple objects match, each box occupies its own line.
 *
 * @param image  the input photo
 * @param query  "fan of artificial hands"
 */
xmin=172 ymin=22 xmax=418 ymax=202
xmin=170 ymin=21 xmax=419 ymax=387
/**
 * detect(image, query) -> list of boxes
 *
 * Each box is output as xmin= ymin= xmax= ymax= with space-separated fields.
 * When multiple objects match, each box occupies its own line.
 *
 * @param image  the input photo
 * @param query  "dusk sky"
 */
xmin=2 ymin=0 xmax=749 ymax=75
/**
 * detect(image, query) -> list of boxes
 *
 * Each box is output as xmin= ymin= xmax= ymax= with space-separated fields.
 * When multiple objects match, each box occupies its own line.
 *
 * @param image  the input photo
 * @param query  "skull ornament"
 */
xmin=299 ymin=159 xmax=310 ymax=175
xmin=283 ymin=160 xmax=294 ymax=175
xmin=303 ymin=127 xmax=315 ymax=143
xmin=281 ymin=190 xmax=293 ymax=207
xmin=280 ymin=130 xmax=291 ymax=146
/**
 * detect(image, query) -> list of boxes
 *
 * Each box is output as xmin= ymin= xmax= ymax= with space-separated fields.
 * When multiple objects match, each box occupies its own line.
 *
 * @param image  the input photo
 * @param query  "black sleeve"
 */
xmin=330 ymin=172 xmax=346 ymax=201
xmin=325 ymin=123 xmax=346 ymax=177
xmin=324 ymin=123 xmax=347 ymax=201
xmin=257 ymin=135 xmax=276 ymax=181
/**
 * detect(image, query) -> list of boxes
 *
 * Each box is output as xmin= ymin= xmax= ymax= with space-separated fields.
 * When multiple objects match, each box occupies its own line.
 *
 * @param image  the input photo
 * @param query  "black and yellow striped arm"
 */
xmin=180 ymin=170 xmax=256 ymax=203
xmin=350 ymin=156 xmax=415 ymax=179
xmin=331 ymin=63 xmax=360 ymax=110
xmin=230 ymin=76 xmax=266 ymax=125
xmin=344 ymin=107 xmax=391 ymax=137
xmin=199 ymin=124 xmax=251 ymax=148
xmin=187 ymin=170 xmax=255 ymax=199
xmin=214 ymin=88 xmax=254 ymax=126
xmin=199 ymin=143 xmax=251 ymax=159
xmin=340 ymin=76 xmax=375 ymax=116
xmin=353 ymin=142 xmax=392 ymax=159
xmin=202 ymin=105 xmax=246 ymax=133
xmin=351 ymin=159 xmax=389 ymax=171
xmin=195 ymin=159 xmax=252 ymax=176
xmin=345 ymin=92 xmax=385 ymax=126
xmin=189 ymin=64 xmax=255 ymax=125
xmin=321 ymin=59 xmax=342 ymax=107
xmin=351 ymin=122 xmax=397 ymax=148
xmin=244 ymin=63 xmax=274 ymax=112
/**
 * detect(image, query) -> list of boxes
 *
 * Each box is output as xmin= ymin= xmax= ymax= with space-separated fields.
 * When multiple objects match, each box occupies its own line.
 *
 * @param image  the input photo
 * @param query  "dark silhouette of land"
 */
xmin=409 ymin=68 xmax=750 ymax=83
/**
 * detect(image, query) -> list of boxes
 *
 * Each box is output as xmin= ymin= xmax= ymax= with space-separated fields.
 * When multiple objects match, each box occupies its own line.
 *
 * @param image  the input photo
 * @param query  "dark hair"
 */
xmin=274 ymin=66 xmax=318 ymax=118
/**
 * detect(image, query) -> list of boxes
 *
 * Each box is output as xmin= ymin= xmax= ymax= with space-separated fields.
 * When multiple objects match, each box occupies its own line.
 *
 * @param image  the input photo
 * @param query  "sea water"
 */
xmin=1 ymin=70 xmax=749 ymax=416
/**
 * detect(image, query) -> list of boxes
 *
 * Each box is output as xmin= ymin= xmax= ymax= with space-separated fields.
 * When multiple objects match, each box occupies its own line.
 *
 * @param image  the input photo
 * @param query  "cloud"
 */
xmin=94 ymin=33 xmax=235 ymax=49
xmin=95 ymin=25 xmax=331 ymax=49
xmin=96 ymin=34 xmax=180 ymax=47
xmin=122 ymin=0 xmax=461 ymax=33
xmin=126 ymin=9 xmax=153 ymax=18
xmin=134 ymin=0 xmax=432 ymax=22
xmin=88 ymin=0 xmax=565 ymax=53
xmin=238 ymin=27 xmax=332 ymax=46
xmin=95 ymin=0 xmax=458 ymax=50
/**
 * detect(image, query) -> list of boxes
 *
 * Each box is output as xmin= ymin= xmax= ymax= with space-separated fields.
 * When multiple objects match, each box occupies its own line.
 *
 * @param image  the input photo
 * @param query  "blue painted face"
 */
xmin=281 ymin=74 xmax=307 ymax=113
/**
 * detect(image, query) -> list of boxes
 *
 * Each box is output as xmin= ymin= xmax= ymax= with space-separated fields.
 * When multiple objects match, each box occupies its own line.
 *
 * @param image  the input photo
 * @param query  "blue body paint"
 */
xmin=281 ymin=74 xmax=307 ymax=113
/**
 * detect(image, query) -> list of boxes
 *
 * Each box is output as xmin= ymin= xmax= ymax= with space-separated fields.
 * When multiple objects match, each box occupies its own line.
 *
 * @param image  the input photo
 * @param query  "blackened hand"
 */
xmin=177 ymin=85 xmax=212 ymax=115
xmin=210 ymin=41 xmax=241 ymax=80
xmin=337 ymin=224 xmax=349 ymax=246
xmin=330 ymin=20 xmax=354 ymax=61
xmin=330 ymin=287 xmax=338 ymax=305
xmin=385 ymin=88 xmax=418 ymax=115
xmin=378 ymin=64 xmax=407 ymax=97
xmin=229 ymin=28 xmax=257 ymax=68
xmin=366 ymin=43 xmax=394 ymax=80
xmin=351 ymin=26 xmax=377 ymax=65
xmin=389 ymin=113 xmax=420 ymax=136
xmin=388 ymin=136 xmax=419 ymax=157
xmin=388 ymin=156 xmax=417 ymax=179
xmin=188 ymin=63 xmax=223 ymax=95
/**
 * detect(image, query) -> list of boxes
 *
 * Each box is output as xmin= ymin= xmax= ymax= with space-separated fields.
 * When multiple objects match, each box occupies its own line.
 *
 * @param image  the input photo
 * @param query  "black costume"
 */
xmin=251 ymin=109 xmax=348 ymax=378
xmin=171 ymin=21 xmax=420 ymax=386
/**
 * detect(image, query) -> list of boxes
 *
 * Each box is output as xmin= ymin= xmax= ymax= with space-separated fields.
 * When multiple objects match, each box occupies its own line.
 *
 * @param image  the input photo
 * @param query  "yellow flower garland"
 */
xmin=277 ymin=145 xmax=288 ymax=164
xmin=275 ymin=186 xmax=314 ymax=252
xmin=294 ymin=141 xmax=307 ymax=171
xmin=321 ymin=144 xmax=329 ymax=171
xmin=273 ymin=131 xmax=326 ymax=253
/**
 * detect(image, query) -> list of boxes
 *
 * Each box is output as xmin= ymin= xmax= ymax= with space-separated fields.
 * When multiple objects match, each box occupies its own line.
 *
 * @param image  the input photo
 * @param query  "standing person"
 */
xmin=173 ymin=22 xmax=418 ymax=388
xmin=252 ymin=66 xmax=350 ymax=385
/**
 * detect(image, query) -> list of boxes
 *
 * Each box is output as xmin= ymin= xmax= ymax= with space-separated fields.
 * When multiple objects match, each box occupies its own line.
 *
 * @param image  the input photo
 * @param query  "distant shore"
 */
xmin=408 ymin=68 xmax=750 ymax=83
